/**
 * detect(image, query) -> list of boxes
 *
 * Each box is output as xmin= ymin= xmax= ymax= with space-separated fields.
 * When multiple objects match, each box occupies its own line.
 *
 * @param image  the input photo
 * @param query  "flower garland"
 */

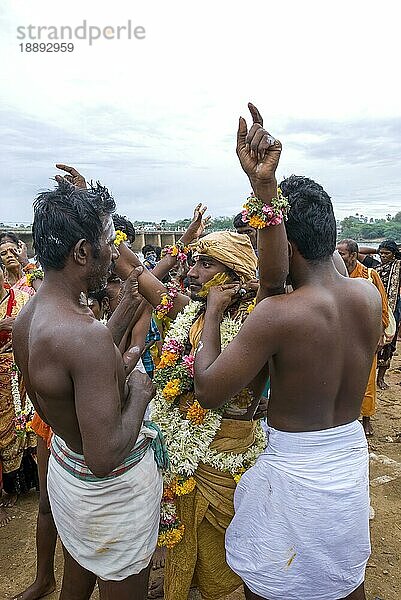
xmin=11 ymin=364 xmax=34 ymax=437
xmin=242 ymin=187 xmax=290 ymax=229
xmin=26 ymin=268 xmax=44 ymax=287
xmin=151 ymin=300 xmax=266 ymax=547
xmin=155 ymin=285 xmax=179 ymax=320
xmin=161 ymin=241 xmax=190 ymax=263
xmin=114 ymin=229 xmax=127 ymax=247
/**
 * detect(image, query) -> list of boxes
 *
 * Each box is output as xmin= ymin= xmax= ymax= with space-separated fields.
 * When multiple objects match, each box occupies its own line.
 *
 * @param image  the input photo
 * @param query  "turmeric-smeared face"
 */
xmin=187 ymin=254 xmax=230 ymax=299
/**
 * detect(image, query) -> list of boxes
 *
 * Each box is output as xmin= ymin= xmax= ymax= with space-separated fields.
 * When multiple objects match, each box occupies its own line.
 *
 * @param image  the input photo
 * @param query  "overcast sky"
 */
xmin=1 ymin=0 xmax=400 ymax=225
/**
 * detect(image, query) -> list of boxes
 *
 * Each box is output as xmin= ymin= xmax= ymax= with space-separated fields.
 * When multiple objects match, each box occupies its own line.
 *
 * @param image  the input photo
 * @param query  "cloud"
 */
xmin=280 ymin=117 xmax=401 ymax=167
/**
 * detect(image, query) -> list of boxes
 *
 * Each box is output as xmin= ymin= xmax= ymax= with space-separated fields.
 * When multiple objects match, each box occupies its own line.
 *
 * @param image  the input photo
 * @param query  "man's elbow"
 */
xmin=86 ymin=448 xmax=121 ymax=478
xmin=87 ymin=459 xmax=115 ymax=479
xmin=195 ymin=382 xmax=225 ymax=410
xmin=197 ymin=395 xmax=214 ymax=409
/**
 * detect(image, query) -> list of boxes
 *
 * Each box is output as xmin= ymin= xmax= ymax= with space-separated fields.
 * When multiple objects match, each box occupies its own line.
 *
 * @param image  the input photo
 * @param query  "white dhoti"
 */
xmin=225 ymin=420 xmax=370 ymax=600
xmin=48 ymin=426 xmax=164 ymax=581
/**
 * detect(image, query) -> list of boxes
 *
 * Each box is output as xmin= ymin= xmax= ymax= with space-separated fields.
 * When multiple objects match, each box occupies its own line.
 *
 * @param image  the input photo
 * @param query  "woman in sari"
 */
xmin=0 ymin=263 xmax=37 ymax=522
xmin=376 ymin=240 xmax=401 ymax=389
xmin=0 ymin=233 xmax=37 ymax=297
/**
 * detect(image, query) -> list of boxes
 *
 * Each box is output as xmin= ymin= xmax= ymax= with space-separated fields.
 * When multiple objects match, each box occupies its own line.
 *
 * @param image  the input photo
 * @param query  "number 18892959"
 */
xmin=19 ymin=42 xmax=75 ymax=52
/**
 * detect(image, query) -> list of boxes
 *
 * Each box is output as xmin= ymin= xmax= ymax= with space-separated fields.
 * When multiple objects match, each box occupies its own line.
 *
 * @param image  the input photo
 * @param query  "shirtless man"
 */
xmin=13 ymin=180 xmax=163 ymax=600
xmin=193 ymin=107 xmax=382 ymax=600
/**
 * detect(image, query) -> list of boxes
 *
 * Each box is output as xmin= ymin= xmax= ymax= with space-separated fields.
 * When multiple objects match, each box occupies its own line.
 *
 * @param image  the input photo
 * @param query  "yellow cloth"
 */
xmin=350 ymin=262 xmax=389 ymax=330
xmin=350 ymin=262 xmax=389 ymax=417
xmin=164 ymin=419 xmax=257 ymax=600
xmin=361 ymin=355 xmax=377 ymax=417
xmin=194 ymin=231 xmax=257 ymax=283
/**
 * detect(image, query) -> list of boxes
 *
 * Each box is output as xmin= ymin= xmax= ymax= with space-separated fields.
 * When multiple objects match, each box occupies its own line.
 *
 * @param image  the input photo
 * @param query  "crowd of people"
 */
xmin=1 ymin=104 xmax=400 ymax=600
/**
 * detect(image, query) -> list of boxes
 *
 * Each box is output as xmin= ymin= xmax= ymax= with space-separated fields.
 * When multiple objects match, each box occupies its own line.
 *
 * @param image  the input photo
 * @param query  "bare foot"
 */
xmin=0 ymin=506 xmax=11 ymax=527
xmin=362 ymin=417 xmax=374 ymax=437
xmin=377 ymin=379 xmax=389 ymax=390
xmin=11 ymin=579 xmax=56 ymax=600
xmin=152 ymin=546 xmax=166 ymax=570
xmin=1 ymin=492 xmax=18 ymax=508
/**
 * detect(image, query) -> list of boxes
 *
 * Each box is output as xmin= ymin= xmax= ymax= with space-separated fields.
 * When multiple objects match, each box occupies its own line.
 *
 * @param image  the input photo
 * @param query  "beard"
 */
xmin=87 ymin=261 xmax=110 ymax=294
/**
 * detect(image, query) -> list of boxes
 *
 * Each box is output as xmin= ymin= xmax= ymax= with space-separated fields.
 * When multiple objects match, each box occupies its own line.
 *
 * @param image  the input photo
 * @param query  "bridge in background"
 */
xmin=0 ymin=226 xmax=183 ymax=254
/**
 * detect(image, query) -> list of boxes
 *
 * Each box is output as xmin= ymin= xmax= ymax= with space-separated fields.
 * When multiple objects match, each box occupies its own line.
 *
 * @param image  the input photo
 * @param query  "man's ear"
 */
xmin=72 ymin=239 xmax=89 ymax=265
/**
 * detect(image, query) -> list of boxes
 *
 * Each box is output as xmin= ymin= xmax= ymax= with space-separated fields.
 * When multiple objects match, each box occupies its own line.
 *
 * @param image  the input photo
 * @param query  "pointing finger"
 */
xmin=56 ymin=164 xmax=80 ymax=177
xmin=248 ymin=103 xmax=263 ymax=126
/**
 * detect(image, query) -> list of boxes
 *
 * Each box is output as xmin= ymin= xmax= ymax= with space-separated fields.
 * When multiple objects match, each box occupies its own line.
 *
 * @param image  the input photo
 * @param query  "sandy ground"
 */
xmin=1 ymin=349 xmax=400 ymax=600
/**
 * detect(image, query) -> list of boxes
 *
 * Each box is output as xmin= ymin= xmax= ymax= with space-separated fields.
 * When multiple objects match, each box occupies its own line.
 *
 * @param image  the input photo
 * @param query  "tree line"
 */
xmin=339 ymin=212 xmax=401 ymax=241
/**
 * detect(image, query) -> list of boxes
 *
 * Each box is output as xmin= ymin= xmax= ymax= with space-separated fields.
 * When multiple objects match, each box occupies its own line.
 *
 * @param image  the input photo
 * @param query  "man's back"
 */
xmin=194 ymin=266 xmax=382 ymax=433
xmin=257 ymin=272 xmax=382 ymax=431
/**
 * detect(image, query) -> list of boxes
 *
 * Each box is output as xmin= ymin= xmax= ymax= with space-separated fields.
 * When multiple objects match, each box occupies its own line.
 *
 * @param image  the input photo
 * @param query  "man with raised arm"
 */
xmin=193 ymin=106 xmax=382 ymax=600
xmin=12 ymin=180 xmax=166 ymax=600
xmin=112 ymin=113 xmax=288 ymax=598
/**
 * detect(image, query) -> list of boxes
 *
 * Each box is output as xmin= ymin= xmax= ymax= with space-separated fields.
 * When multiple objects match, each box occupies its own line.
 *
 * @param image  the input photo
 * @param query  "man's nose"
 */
xmin=187 ymin=264 xmax=197 ymax=277
xmin=112 ymin=245 xmax=119 ymax=261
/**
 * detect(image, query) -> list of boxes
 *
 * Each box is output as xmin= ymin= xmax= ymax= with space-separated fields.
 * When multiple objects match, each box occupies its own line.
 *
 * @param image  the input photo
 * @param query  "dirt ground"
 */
xmin=1 ymin=349 xmax=400 ymax=600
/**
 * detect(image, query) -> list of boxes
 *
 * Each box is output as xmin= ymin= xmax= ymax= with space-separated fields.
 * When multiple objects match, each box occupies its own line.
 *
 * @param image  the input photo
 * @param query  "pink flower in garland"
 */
xmin=182 ymin=354 xmax=195 ymax=377
xmin=177 ymin=251 xmax=187 ymax=262
xmin=262 ymin=204 xmax=283 ymax=226
xmin=241 ymin=209 xmax=249 ymax=223
xmin=164 ymin=339 xmax=184 ymax=355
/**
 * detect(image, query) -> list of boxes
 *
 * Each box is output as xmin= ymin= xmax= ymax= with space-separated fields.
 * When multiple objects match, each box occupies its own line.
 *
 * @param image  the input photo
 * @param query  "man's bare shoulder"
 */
xmin=341 ymin=273 xmax=382 ymax=306
xmin=254 ymin=275 xmax=381 ymax=320
xmin=15 ymin=296 xmax=114 ymax=359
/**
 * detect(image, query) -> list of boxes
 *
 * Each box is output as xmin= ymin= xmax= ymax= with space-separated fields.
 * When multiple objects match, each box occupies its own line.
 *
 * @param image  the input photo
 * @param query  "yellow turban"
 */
xmin=193 ymin=231 xmax=257 ymax=283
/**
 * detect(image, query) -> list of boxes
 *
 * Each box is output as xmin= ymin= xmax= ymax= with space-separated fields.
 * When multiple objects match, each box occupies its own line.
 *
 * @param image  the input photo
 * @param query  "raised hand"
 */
xmin=181 ymin=203 xmax=211 ymax=244
xmin=55 ymin=164 xmax=87 ymax=189
xmin=121 ymin=266 xmax=144 ymax=301
xmin=237 ymin=103 xmax=282 ymax=189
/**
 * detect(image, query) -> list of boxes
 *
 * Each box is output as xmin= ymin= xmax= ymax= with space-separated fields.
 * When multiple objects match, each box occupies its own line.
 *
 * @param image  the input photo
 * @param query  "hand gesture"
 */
xmin=182 ymin=204 xmax=211 ymax=244
xmin=0 ymin=317 xmax=15 ymax=333
xmin=122 ymin=266 xmax=144 ymax=301
xmin=206 ymin=283 xmax=239 ymax=314
xmin=16 ymin=240 xmax=29 ymax=266
xmin=127 ymin=368 xmax=156 ymax=406
xmin=55 ymin=164 xmax=87 ymax=189
xmin=243 ymin=278 xmax=259 ymax=294
xmin=237 ymin=103 xmax=282 ymax=188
